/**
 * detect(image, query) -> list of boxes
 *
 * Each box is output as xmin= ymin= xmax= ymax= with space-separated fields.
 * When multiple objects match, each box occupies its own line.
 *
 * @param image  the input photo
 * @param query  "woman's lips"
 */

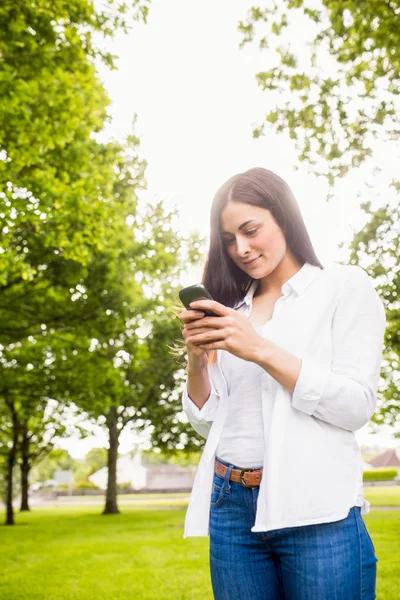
xmin=243 ymin=255 xmax=261 ymax=266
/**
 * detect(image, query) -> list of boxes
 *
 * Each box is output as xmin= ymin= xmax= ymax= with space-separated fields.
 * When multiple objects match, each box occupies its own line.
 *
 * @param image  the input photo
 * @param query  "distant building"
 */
xmin=368 ymin=448 xmax=400 ymax=472
xmin=145 ymin=464 xmax=196 ymax=491
xmin=88 ymin=452 xmax=196 ymax=491
xmin=361 ymin=460 xmax=373 ymax=471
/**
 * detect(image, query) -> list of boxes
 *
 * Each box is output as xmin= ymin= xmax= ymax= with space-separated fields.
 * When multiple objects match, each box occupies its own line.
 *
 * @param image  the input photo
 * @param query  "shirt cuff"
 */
xmin=292 ymin=358 xmax=327 ymax=415
xmin=182 ymin=382 xmax=219 ymax=423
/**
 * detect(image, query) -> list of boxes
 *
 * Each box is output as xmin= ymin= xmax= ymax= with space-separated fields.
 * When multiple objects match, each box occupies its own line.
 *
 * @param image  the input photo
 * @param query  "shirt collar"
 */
xmin=234 ymin=263 xmax=322 ymax=309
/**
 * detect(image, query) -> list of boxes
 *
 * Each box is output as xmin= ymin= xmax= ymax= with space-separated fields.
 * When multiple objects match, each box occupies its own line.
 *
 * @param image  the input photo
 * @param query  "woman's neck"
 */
xmin=256 ymin=254 xmax=303 ymax=297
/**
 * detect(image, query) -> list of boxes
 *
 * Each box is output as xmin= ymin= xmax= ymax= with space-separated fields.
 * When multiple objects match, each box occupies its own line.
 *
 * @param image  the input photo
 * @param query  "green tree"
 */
xmin=239 ymin=1 xmax=399 ymax=185
xmin=31 ymin=448 xmax=76 ymax=485
xmin=0 ymin=335 xmax=74 ymax=522
xmin=0 ymin=0 xmax=207 ymax=525
xmin=56 ymin=206 xmax=204 ymax=514
xmin=0 ymin=0 xmax=149 ymax=342
xmin=346 ymin=200 xmax=400 ymax=431
xmin=240 ymin=1 xmax=400 ymax=428
xmin=142 ymin=448 xmax=201 ymax=467
xmin=0 ymin=0 xmax=151 ymax=525
xmin=84 ymin=448 xmax=108 ymax=477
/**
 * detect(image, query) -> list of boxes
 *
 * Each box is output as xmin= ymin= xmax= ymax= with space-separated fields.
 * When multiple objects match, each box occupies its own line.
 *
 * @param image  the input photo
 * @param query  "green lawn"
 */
xmin=0 ymin=506 xmax=210 ymax=600
xmin=1 ymin=505 xmax=399 ymax=600
xmin=364 ymin=485 xmax=400 ymax=506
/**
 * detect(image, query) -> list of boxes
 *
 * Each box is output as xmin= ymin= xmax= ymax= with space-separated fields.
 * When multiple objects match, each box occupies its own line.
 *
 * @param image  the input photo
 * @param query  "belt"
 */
xmin=215 ymin=459 xmax=263 ymax=488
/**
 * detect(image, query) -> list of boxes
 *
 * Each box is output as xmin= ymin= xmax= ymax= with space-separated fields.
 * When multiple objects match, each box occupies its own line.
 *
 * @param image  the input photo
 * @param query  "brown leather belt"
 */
xmin=215 ymin=459 xmax=263 ymax=488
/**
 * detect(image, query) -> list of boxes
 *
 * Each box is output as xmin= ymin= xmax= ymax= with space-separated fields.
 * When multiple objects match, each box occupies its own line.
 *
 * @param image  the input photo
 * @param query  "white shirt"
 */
xmin=182 ymin=263 xmax=386 ymax=537
xmin=217 ymin=326 xmax=266 ymax=467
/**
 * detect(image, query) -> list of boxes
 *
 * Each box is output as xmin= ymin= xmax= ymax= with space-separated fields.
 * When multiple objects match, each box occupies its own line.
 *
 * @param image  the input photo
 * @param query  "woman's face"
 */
xmin=220 ymin=201 xmax=287 ymax=278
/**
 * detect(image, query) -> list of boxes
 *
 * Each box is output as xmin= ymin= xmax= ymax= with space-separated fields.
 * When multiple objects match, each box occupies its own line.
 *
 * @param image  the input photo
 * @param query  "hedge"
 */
xmin=363 ymin=468 xmax=398 ymax=481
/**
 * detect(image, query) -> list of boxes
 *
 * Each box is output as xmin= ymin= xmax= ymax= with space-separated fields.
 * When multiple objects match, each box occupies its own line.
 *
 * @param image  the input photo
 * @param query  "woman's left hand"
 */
xmin=186 ymin=299 xmax=266 ymax=362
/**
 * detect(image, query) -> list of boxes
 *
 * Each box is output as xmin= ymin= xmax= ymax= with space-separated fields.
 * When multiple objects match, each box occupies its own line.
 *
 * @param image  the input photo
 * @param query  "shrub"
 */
xmin=117 ymin=482 xmax=131 ymax=491
xmin=56 ymin=484 xmax=70 ymax=491
xmin=363 ymin=468 xmax=398 ymax=481
xmin=74 ymin=480 xmax=99 ymax=490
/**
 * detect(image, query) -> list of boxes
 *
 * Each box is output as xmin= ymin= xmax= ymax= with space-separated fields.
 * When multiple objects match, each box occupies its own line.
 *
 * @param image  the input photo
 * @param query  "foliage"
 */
xmin=0 ymin=0 xmax=207 ymax=521
xmin=240 ymin=1 xmax=400 ymax=426
xmin=0 ymin=0 xmax=149 ymax=342
xmin=346 ymin=200 xmax=400 ymax=428
xmin=142 ymin=448 xmax=201 ymax=467
xmin=74 ymin=480 xmax=100 ymax=490
xmin=31 ymin=448 xmax=75 ymax=484
xmin=73 ymin=448 xmax=108 ymax=481
xmin=32 ymin=448 xmax=112 ymax=484
xmin=239 ymin=1 xmax=400 ymax=185
xmin=363 ymin=468 xmax=398 ymax=481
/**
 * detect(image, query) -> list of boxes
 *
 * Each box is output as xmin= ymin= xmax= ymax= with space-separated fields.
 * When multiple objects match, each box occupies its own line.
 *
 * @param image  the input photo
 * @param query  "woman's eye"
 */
xmin=222 ymin=229 xmax=258 ymax=245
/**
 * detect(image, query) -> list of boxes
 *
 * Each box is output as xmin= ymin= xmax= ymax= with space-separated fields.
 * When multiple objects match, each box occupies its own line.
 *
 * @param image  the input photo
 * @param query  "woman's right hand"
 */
xmin=179 ymin=309 xmax=213 ymax=368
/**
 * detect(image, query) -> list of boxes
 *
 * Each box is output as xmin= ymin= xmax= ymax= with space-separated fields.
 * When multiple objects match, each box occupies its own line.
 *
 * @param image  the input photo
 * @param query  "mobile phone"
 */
xmin=179 ymin=283 xmax=220 ymax=317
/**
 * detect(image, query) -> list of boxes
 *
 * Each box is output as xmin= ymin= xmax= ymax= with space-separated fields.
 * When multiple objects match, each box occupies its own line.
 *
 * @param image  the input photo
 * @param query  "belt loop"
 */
xmin=222 ymin=463 xmax=234 ymax=493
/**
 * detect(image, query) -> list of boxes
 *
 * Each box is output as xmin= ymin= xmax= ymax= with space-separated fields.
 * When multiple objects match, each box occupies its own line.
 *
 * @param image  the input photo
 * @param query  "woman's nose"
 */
xmin=236 ymin=236 xmax=251 ymax=256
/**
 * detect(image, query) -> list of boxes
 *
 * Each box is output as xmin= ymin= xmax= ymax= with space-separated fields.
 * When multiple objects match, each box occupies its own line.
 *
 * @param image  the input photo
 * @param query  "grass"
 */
xmin=0 ymin=505 xmax=399 ymax=600
xmin=363 ymin=485 xmax=400 ymax=506
xmin=0 ymin=506 xmax=210 ymax=600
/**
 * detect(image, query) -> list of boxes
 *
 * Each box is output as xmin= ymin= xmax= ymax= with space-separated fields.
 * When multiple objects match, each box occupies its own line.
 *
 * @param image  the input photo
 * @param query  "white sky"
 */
xmin=61 ymin=0 xmax=399 ymax=458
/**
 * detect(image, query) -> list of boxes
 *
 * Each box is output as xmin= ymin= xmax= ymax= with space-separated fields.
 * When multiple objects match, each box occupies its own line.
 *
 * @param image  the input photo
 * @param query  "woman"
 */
xmin=178 ymin=168 xmax=386 ymax=600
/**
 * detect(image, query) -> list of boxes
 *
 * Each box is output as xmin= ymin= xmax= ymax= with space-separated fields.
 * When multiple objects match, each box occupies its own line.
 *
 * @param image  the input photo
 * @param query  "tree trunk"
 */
xmin=103 ymin=406 xmax=120 ymax=515
xmin=20 ymin=461 xmax=30 ymax=511
xmin=5 ymin=443 xmax=17 ymax=525
xmin=5 ymin=396 xmax=19 ymax=526
xmin=19 ymin=426 xmax=30 ymax=511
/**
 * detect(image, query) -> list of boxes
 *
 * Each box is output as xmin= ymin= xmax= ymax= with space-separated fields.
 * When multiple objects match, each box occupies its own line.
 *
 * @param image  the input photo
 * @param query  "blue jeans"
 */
xmin=209 ymin=458 xmax=377 ymax=600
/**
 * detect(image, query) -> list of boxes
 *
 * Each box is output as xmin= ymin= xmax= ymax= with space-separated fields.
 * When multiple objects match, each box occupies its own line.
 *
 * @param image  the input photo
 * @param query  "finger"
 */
xmin=188 ymin=300 xmax=232 ymax=317
xmin=187 ymin=315 xmax=230 ymax=330
xmin=187 ymin=330 xmax=226 ymax=345
xmin=183 ymin=327 xmax=218 ymax=344
xmin=197 ymin=342 xmax=224 ymax=351
xmin=179 ymin=309 xmax=207 ymax=323
xmin=183 ymin=326 xmax=217 ymax=339
xmin=185 ymin=316 xmax=228 ymax=331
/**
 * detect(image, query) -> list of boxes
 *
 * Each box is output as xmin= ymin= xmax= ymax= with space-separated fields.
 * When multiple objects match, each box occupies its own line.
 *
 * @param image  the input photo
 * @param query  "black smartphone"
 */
xmin=179 ymin=283 xmax=220 ymax=317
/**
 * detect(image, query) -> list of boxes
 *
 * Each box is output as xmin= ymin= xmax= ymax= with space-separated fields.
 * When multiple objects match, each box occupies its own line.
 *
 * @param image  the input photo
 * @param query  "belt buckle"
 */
xmin=239 ymin=468 xmax=255 ymax=488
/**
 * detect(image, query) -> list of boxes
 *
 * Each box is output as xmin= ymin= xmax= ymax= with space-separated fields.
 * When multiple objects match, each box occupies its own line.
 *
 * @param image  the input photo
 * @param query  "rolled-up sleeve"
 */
xmin=182 ymin=379 xmax=220 ymax=439
xmin=292 ymin=266 xmax=386 ymax=431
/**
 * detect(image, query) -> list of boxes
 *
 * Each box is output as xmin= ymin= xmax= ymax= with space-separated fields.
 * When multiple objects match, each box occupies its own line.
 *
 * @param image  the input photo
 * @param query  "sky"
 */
xmin=61 ymin=0 xmax=398 ymax=457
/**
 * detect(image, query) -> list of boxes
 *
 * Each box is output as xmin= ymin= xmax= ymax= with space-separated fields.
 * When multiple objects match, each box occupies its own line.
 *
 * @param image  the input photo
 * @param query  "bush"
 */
xmin=363 ymin=468 xmax=398 ymax=481
xmin=117 ymin=482 xmax=131 ymax=491
xmin=74 ymin=480 xmax=99 ymax=490
xmin=56 ymin=484 xmax=70 ymax=491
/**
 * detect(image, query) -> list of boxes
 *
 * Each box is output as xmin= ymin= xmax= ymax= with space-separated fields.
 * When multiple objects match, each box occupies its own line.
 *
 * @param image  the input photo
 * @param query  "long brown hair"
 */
xmin=202 ymin=167 xmax=323 ymax=363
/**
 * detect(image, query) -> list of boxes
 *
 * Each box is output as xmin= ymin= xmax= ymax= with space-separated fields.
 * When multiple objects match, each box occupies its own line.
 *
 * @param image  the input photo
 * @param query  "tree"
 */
xmin=240 ymin=1 xmax=400 ymax=427
xmin=56 ymin=205 xmax=204 ymax=514
xmin=31 ymin=448 xmax=76 ymax=485
xmin=346 ymin=200 xmax=400 ymax=431
xmin=0 ymin=335 xmax=73 ymax=522
xmin=0 ymin=0 xmax=151 ymax=524
xmin=239 ymin=1 xmax=399 ymax=185
xmin=0 ymin=0 xmax=207 ymax=524
xmin=83 ymin=448 xmax=108 ymax=477
xmin=0 ymin=0 xmax=149 ymax=343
